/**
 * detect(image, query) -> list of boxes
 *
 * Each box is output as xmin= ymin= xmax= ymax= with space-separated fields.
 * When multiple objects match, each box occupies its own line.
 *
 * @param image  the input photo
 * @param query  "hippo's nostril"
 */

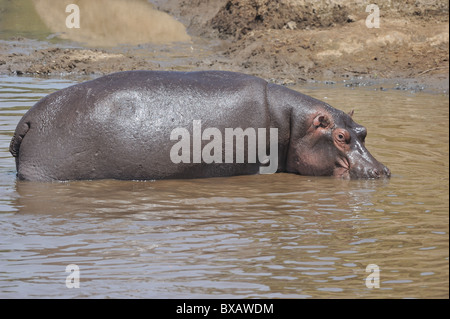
xmin=369 ymin=168 xmax=380 ymax=178
xmin=383 ymin=166 xmax=391 ymax=177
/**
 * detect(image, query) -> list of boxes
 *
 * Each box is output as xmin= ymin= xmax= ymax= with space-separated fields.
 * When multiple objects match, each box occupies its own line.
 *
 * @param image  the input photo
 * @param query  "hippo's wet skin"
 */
xmin=10 ymin=70 xmax=390 ymax=181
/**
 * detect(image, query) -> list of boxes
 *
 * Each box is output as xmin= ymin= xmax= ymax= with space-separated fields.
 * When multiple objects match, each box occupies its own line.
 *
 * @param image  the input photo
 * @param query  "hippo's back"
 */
xmin=11 ymin=71 xmax=271 ymax=181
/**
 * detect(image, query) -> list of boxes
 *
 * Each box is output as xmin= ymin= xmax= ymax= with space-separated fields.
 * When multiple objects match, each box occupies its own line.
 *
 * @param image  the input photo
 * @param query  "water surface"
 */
xmin=0 ymin=75 xmax=448 ymax=298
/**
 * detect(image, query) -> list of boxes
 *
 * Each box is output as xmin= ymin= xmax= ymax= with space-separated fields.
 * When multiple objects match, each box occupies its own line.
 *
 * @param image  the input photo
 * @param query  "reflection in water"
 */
xmin=31 ymin=0 xmax=190 ymax=46
xmin=9 ymin=175 xmax=395 ymax=298
xmin=0 ymin=76 xmax=448 ymax=298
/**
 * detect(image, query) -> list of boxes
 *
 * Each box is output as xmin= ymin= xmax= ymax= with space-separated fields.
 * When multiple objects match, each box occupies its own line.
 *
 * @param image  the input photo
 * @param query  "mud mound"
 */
xmin=210 ymin=0 xmax=350 ymax=38
xmin=212 ymin=19 xmax=449 ymax=86
xmin=209 ymin=0 xmax=449 ymax=39
xmin=153 ymin=0 xmax=227 ymax=36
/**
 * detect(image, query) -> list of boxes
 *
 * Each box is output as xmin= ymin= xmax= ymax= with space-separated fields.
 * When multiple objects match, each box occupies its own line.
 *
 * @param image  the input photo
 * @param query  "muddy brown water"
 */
xmin=0 ymin=75 xmax=448 ymax=298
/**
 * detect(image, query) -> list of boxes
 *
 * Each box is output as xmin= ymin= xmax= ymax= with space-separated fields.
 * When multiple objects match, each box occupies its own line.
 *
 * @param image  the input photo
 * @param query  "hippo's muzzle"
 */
xmin=346 ymin=147 xmax=391 ymax=179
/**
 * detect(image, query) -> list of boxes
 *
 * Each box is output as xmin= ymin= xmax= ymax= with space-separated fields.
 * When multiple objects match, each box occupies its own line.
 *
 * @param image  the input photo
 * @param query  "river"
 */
xmin=0 ymin=75 xmax=448 ymax=298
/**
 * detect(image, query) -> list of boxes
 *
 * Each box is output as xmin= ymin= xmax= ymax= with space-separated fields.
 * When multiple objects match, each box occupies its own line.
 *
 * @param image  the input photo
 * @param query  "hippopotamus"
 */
xmin=10 ymin=70 xmax=390 ymax=181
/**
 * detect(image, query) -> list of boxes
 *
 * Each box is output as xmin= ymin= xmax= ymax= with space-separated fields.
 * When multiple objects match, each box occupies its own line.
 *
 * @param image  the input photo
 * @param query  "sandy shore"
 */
xmin=1 ymin=0 xmax=448 ymax=93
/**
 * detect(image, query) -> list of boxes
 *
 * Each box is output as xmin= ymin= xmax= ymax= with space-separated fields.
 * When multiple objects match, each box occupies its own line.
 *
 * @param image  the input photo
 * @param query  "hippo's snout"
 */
xmin=367 ymin=166 xmax=391 ymax=179
xmin=350 ymin=161 xmax=391 ymax=179
xmin=342 ymin=125 xmax=391 ymax=180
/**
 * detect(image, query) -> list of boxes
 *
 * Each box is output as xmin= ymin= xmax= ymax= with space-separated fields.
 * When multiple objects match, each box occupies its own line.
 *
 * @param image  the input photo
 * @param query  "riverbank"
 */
xmin=1 ymin=0 xmax=448 ymax=93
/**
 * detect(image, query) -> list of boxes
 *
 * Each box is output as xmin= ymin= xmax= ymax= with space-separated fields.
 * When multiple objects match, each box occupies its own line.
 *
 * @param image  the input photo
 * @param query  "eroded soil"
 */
xmin=1 ymin=0 xmax=448 ymax=92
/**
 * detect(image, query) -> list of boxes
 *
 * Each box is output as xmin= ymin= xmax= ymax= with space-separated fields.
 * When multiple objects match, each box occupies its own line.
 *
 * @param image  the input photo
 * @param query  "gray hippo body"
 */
xmin=10 ymin=70 xmax=390 ymax=181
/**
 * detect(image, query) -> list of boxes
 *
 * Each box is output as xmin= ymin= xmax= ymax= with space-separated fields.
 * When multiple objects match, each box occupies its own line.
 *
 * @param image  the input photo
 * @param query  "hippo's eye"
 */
xmin=338 ymin=133 xmax=347 ymax=142
xmin=335 ymin=130 xmax=350 ymax=144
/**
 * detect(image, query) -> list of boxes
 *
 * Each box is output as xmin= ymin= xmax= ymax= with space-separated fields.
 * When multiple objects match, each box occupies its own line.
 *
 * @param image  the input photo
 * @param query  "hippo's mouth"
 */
xmin=334 ymin=156 xmax=350 ymax=179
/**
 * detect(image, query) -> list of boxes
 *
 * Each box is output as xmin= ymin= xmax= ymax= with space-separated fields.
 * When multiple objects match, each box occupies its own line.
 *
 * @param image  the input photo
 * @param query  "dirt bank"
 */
xmin=192 ymin=0 xmax=449 ymax=90
xmin=0 ymin=41 xmax=160 ymax=75
xmin=1 ymin=0 xmax=448 ymax=93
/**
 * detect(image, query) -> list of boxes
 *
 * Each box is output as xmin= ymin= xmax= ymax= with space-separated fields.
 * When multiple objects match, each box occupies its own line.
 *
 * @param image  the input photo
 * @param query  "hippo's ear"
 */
xmin=313 ymin=114 xmax=330 ymax=128
xmin=348 ymin=109 xmax=354 ymax=118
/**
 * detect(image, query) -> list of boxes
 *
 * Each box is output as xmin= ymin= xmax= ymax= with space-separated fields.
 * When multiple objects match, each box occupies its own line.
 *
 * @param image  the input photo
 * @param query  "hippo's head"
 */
xmin=286 ymin=106 xmax=390 ymax=179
